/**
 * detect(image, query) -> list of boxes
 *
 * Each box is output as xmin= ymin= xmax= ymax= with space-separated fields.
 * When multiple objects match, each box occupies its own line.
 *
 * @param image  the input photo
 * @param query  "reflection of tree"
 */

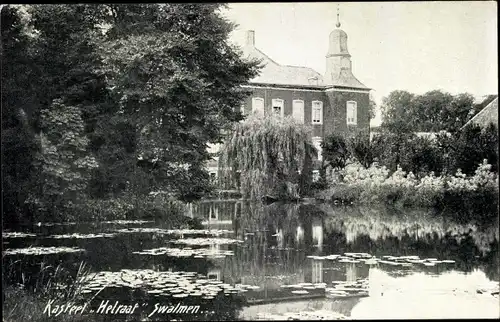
xmin=214 ymin=201 xmax=309 ymax=292
xmin=320 ymin=204 xmax=498 ymax=254
xmin=319 ymin=205 xmax=499 ymax=281
xmin=190 ymin=201 xmax=498 ymax=284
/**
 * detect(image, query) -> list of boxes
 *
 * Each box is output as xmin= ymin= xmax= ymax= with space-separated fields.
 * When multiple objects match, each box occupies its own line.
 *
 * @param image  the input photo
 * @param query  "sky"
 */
xmin=221 ymin=1 xmax=498 ymax=126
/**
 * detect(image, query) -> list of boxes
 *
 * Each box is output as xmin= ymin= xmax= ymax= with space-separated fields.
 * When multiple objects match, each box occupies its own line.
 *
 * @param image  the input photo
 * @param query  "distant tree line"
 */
xmin=317 ymin=89 xmax=498 ymax=187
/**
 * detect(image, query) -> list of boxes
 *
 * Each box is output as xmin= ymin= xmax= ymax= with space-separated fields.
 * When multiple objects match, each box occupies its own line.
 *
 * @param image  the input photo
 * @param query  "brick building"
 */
xmin=208 ymin=17 xmax=371 ymax=181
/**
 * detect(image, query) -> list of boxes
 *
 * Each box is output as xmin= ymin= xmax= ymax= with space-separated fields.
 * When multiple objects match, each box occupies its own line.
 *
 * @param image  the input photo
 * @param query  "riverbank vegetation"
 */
xmin=2 ymin=261 xmax=93 ymax=322
xmin=2 ymin=4 xmax=260 ymax=228
xmin=317 ymin=160 xmax=498 ymax=216
xmin=315 ymin=90 xmax=498 ymax=216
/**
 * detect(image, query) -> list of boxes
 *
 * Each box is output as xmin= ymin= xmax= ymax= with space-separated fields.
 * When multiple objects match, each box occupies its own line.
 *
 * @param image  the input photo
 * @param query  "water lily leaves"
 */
xmin=4 ymin=246 xmax=85 ymax=256
xmin=170 ymin=237 xmax=243 ymax=246
xmin=133 ymin=247 xmax=234 ymax=258
xmin=48 ymin=233 xmax=116 ymax=239
xmin=3 ymin=232 xmax=37 ymax=238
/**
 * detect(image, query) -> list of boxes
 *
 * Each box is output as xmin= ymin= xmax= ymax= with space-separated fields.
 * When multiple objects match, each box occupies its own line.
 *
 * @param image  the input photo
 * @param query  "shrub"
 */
xmin=347 ymin=131 xmax=374 ymax=168
xmin=325 ymin=159 xmax=498 ymax=212
xmin=322 ymin=133 xmax=350 ymax=171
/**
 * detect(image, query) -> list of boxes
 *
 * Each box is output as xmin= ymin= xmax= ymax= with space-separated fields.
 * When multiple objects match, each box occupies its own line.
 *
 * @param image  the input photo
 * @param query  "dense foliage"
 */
xmin=1 ymin=4 xmax=260 ymax=227
xmin=370 ymin=123 xmax=498 ymax=176
xmin=317 ymin=160 xmax=499 ymax=217
xmin=321 ymin=122 xmax=498 ymax=183
xmin=380 ymin=90 xmax=491 ymax=133
xmin=219 ymin=114 xmax=316 ymax=200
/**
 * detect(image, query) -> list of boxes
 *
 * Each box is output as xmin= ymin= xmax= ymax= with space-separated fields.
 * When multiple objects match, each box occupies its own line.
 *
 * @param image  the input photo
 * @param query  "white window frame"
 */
xmin=292 ymin=100 xmax=305 ymax=123
xmin=240 ymin=102 xmax=246 ymax=116
xmin=312 ymin=170 xmax=320 ymax=182
xmin=346 ymin=101 xmax=357 ymax=125
xmin=311 ymin=101 xmax=323 ymax=124
xmin=272 ymin=98 xmax=285 ymax=118
xmin=207 ymin=270 xmax=221 ymax=280
xmin=252 ymin=97 xmax=265 ymax=116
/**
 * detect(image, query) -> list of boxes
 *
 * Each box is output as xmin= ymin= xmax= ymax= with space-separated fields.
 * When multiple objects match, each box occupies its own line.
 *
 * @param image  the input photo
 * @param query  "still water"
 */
xmin=3 ymin=201 xmax=499 ymax=320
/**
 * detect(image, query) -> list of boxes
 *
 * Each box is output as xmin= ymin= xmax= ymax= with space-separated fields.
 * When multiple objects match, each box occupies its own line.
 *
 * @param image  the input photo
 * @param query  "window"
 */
xmin=346 ymin=101 xmax=357 ymax=125
xmin=272 ymin=99 xmax=284 ymax=118
xmin=292 ymin=100 xmax=304 ymax=123
xmin=209 ymin=172 xmax=217 ymax=183
xmin=311 ymin=101 xmax=323 ymax=124
xmin=207 ymin=270 xmax=221 ymax=280
xmin=240 ymin=102 xmax=246 ymax=116
xmin=312 ymin=170 xmax=320 ymax=182
xmin=252 ymin=97 xmax=264 ymax=116
xmin=209 ymin=205 xmax=218 ymax=220
xmin=312 ymin=136 xmax=323 ymax=161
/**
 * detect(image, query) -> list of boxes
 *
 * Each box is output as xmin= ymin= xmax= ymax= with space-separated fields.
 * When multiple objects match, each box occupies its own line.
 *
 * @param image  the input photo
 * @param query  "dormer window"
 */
xmin=312 ymin=101 xmax=323 ymax=124
xmin=346 ymin=101 xmax=357 ymax=125
xmin=272 ymin=99 xmax=284 ymax=118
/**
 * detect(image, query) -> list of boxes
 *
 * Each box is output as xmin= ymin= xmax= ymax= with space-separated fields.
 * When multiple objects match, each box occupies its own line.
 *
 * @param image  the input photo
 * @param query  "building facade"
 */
xmin=208 ymin=18 xmax=371 ymax=180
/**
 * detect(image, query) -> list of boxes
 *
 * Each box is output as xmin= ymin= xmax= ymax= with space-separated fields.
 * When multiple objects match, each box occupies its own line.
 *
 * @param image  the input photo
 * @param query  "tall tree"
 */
xmin=2 ymin=4 xmax=261 ymax=225
xmin=29 ymin=100 xmax=99 ymax=221
xmin=380 ymin=90 xmax=415 ymax=133
xmin=96 ymin=4 xmax=260 ymax=202
xmin=219 ymin=114 xmax=315 ymax=200
xmin=381 ymin=90 xmax=477 ymax=132
xmin=1 ymin=5 xmax=42 ymax=225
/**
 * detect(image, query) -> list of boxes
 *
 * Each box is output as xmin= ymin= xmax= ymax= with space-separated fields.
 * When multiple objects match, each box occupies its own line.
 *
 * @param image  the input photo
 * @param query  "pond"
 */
xmin=2 ymin=201 xmax=499 ymax=320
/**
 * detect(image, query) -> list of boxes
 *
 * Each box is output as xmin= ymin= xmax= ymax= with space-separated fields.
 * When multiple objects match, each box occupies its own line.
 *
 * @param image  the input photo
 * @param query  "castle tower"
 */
xmin=324 ymin=5 xmax=366 ymax=89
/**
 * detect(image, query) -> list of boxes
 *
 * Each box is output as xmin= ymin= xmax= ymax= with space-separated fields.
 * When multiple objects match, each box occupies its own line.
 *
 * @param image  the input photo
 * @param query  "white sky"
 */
xmin=221 ymin=2 xmax=498 ymax=126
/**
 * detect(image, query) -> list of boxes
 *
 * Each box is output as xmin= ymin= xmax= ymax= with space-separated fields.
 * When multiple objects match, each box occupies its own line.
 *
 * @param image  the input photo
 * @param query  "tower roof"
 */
xmin=323 ymin=5 xmax=368 ymax=89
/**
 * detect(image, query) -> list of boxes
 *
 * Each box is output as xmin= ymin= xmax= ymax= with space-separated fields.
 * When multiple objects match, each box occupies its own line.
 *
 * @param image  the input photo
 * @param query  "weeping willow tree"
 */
xmin=219 ymin=114 xmax=317 ymax=200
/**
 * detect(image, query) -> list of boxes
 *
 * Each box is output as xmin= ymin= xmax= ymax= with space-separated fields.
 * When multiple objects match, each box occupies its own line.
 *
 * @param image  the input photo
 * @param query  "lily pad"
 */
xmin=3 ymin=232 xmax=37 ymax=238
xmin=4 ymin=246 xmax=85 ymax=256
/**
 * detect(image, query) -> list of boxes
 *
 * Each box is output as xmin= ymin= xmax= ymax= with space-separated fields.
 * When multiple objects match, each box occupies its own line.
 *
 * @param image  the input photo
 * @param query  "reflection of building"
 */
xmin=312 ymin=260 xmax=323 ymax=283
xmin=207 ymin=268 xmax=221 ymax=280
xmin=312 ymin=217 xmax=324 ymax=249
xmin=194 ymin=201 xmax=235 ymax=229
xmin=346 ymin=262 xmax=357 ymax=282
xmin=296 ymin=225 xmax=304 ymax=245
xmin=276 ymin=229 xmax=284 ymax=248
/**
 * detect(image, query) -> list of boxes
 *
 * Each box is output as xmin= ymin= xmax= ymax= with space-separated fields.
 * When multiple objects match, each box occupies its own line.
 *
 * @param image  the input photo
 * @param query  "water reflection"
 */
xmin=3 ymin=201 xmax=499 ymax=320
xmin=355 ymin=268 xmax=499 ymax=319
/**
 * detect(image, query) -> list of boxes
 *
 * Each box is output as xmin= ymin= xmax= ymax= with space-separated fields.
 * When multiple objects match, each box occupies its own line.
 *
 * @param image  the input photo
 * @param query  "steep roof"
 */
xmin=326 ymin=68 xmax=369 ymax=89
xmin=241 ymin=45 xmax=324 ymax=87
xmin=238 ymin=30 xmax=369 ymax=90
xmin=462 ymin=96 xmax=498 ymax=129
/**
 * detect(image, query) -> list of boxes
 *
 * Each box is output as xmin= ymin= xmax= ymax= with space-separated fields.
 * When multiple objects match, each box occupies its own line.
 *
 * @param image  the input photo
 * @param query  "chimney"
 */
xmin=246 ymin=30 xmax=255 ymax=47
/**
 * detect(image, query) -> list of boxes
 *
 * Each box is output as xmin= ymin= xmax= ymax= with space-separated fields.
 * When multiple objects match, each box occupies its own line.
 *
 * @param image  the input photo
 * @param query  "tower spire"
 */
xmin=336 ymin=4 xmax=341 ymax=28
